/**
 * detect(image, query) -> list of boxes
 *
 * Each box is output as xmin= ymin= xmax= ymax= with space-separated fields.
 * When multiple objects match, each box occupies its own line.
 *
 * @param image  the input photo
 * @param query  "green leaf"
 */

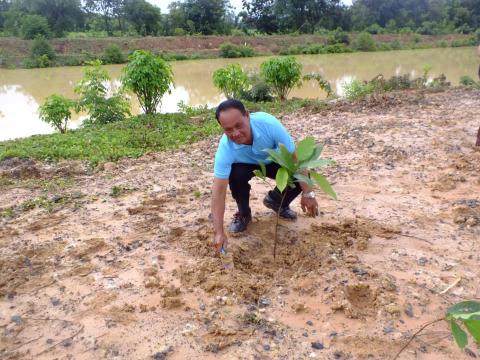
xmin=308 ymin=144 xmax=324 ymax=161
xmin=295 ymin=137 xmax=315 ymax=161
xmin=464 ymin=319 xmax=480 ymax=344
xmin=253 ymin=169 xmax=265 ymax=180
xmin=299 ymin=159 xmax=336 ymax=170
xmin=451 ymin=319 xmax=468 ymax=348
xmin=260 ymin=162 xmax=266 ymax=177
xmin=293 ymin=174 xmax=314 ymax=187
xmin=265 ymin=148 xmax=288 ymax=169
xmin=447 ymin=301 xmax=480 ymax=320
xmin=276 ymin=167 xmax=289 ymax=192
xmin=310 ymin=172 xmax=337 ymax=200
xmin=279 ymin=144 xmax=295 ymax=172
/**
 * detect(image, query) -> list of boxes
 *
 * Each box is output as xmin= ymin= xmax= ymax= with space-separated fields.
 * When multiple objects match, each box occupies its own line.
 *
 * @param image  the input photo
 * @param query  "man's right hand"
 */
xmin=214 ymin=232 xmax=227 ymax=252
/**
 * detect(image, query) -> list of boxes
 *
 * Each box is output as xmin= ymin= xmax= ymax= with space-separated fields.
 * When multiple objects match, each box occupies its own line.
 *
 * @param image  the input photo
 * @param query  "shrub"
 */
xmin=260 ymin=56 xmax=302 ymax=101
xmin=219 ymin=43 xmax=256 ymax=58
xmin=303 ymin=73 xmax=333 ymax=98
xmin=342 ymin=79 xmax=376 ymax=100
xmin=355 ymin=32 xmax=376 ymax=51
xmin=21 ymin=15 xmax=51 ymax=39
xmin=213 ymin=64 xmax=250 ymax=99
xmin=239 ymin=73 xmax=273 ymax=102
xmin=327 ymin=29 xmax=350 ymax=45
xmin=75 ymin=60 xmax=130 ymax=125
xmin=102 ymin=45 xmax=125 ymax=64
xmin=121 ymin=50 xmax=174 ymax=114
xmin=460 ymin=76 xmax=480 ymax=88
xmin=173 ymin=28 xmax=186 ymax=36
xmin=39 ymin=95 xmax=75 ymax=133
xmin=365 ymin=24 xmax=384 ymax=35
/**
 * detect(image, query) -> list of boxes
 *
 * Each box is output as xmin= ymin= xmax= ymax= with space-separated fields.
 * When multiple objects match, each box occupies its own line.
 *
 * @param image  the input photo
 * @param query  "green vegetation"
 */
xmin=39 ymin=95 xmax=74 ymax=134
xmin=254 ymin=136 xmax=336 ymax=258
xmin=219 ymin=43 xmax=256 ymax=58
xmin=261 ymin=56 xmax=302 ymax=101
xmin=102 ymin=45 xmax=125 ymax=64
xmin=0 ymin=112 xmax=221 ymax=167
xmin=212 ymin=64 xmax=250 ymax=99
xmin=75 ymin=60 xmax=130 ymax=125
xmin=303 ymin=73 xmax=333 ymax=97
xmin=20 ymin=14 xmax=51 ymax=39
xmin=121 ymin=50 xmax=174 ymax=115
xmin=342 ymin=71 xmax=451 ymax=100
xmin=239 ymin=73 xmax=273 ymax=102
xmin=393 ymin=300 xmax=480 ymax=359
xmin=279 ymin=43 xmax=353 ymax=55
xmin=355 ymin=32 xmax=376 ymax=51
xmin=460 ymin=75 xmax=480 ymax=89
xmin=25 ymin=36 xmax=56 ymax=68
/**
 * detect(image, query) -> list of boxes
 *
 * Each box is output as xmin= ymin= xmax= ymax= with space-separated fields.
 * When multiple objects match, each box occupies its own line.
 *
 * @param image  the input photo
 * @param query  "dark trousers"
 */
xmin=229 ymin=162 xmax=302 ymax=215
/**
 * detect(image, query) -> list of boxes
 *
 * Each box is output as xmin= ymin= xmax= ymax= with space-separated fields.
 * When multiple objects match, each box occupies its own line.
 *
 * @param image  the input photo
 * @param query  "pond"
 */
xmin=0 ymin=47 xmax=478 ymax=141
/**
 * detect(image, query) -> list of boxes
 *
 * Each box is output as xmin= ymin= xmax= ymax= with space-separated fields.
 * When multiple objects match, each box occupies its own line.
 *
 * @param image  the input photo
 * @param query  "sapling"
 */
xmin=254 ymin=136 xmax=337 ymax=259
xmin=393 ymin=300 xmax=480 ymax=360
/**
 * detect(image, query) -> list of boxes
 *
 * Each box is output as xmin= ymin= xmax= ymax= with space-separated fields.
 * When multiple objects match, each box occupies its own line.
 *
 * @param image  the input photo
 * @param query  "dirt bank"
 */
xmin=0 ymin=33 xmax=471 ymax=66
xmin=1 ymin=88 xmax=479 ymax=359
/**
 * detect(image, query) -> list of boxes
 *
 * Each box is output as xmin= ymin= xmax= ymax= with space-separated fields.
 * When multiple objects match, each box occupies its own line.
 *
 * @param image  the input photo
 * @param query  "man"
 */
xmin=211 ymin=99 xmax=319 ymax=252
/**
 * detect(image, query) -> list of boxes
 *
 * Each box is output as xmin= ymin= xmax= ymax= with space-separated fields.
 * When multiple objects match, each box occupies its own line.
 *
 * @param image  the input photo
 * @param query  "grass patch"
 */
xmin=0 ymin=99 xmax=329 ymax=165
xmin=0 ymin=112 xmax=221 ymax=166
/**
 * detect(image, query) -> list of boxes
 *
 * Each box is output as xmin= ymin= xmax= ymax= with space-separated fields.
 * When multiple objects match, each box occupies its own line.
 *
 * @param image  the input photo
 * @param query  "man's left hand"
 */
xmin=300 ymin=197 xmax=319 ymax=217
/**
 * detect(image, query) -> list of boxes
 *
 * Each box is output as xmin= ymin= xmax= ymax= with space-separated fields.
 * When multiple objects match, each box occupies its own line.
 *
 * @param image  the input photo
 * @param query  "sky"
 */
xmin=148 ymin=0 xmax=352 ymax=14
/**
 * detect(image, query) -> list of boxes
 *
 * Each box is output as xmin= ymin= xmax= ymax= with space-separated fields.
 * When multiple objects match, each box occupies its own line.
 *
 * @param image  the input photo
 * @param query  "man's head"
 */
xmin=215 ymin=99 xmax=252 ymax=145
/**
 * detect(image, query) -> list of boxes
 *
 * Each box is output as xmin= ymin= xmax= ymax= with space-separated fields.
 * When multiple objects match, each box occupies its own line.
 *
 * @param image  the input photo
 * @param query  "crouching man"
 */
xmin=211 ymin=99 xmax=319 ymax=252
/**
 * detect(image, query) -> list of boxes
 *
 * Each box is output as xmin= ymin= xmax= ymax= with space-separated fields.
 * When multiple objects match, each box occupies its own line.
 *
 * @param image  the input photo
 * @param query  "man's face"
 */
xmin=218 ymin=108 xmax=252 ymax=145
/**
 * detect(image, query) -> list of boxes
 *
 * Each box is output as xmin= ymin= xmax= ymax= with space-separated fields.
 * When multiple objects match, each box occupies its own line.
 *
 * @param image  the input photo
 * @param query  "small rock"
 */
xmin=10 ymin=315 xmax=23 ymax=325
xmin=311 ymin=341 xmax=324 ymax=350
xmin=385 ymin=303 xmax=401 ymax=315
xmin=259 ymin=297 xmax=271 ymax=308
xmin=306 ymin=320 xmax=314 ymax=326
xmin=50 ymin=297 xmax=61 ymax=306
xmin=263 ymin=344 xmax=271 ymax=351
xmin=61 ymin=338 xmax=73 ymax=347
xmin=404 ymin=304 xmax=414 ymax=318
xmin=199 ymin=303 xmax=206 ymax=311
xmin=466 ymin=217 xmax=478 ymax=227
xmin=465 ymin=348 xmax=477 ymax=358
xmin=383 ymin=322 xmax=395 ymax=334
xmin=303 ymin=332 xmax=309 ymax=337
xmin=247 ymin=304 xmax=257 ymax=312
xmin=417 ymin=257 xmax=428 ymax=266
xmin=352 ymin=266 xmax=368 ymax=276
xmin=329 ymin=331 xmax=338 ymax=337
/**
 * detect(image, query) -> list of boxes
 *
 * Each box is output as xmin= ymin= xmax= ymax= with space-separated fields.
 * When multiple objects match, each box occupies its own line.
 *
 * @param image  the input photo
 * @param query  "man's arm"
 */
xmin=211 ymin=177 xmax=229 ymax=251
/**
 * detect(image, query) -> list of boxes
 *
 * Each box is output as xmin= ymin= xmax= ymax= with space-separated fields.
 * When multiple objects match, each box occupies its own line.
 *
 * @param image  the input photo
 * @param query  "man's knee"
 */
xmin=229 ymin=164 xmax=254 ymax=184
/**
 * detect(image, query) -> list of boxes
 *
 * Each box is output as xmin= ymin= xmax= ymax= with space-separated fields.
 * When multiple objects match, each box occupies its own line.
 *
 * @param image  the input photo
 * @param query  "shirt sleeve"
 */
xmin=271 ymin=117 xmax=295 ymax=153
xmin=213 ymin=140 xmax=233 ymax=179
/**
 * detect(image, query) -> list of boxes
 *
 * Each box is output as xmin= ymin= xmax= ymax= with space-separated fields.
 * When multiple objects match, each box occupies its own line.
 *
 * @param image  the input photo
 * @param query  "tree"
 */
xmin=260 ymin=56 xmax=302 ymax=101
xmin=212 ymin=64 xmax=250 ymax=99
xmin=21 ymin=15 xmax=51 ymax=39
xmin=83 ymin=0 xmax=121 ymax=34
xmin=39 ymin=94 xmax=74 ymax=133
xmin=241 ymin=0 xmax=278 ymax=33
xmin=75 ymin=60 xmax=130 ymax=125
xmin=20 ymin=0 xmax=84 ymax=37
xmin=121 ymin=50 xmax=174 ymax=115
xmin=124 ymin=0 xmax=161 ymax=36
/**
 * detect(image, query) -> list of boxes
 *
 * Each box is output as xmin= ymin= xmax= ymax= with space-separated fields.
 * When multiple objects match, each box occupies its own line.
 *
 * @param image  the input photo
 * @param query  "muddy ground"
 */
xmin=1 ymin=88 xmax=479 ymax=359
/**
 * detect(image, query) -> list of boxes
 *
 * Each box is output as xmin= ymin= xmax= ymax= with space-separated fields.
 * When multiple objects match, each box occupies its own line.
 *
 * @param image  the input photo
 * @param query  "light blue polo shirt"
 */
xmin=214 ymin=112 xmax=295 ymax=179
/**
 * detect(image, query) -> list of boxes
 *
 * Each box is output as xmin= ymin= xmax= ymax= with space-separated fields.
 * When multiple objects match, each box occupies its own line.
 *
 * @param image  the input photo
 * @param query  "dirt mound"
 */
xmin=176 ymin=217 xmax=399 ymax=303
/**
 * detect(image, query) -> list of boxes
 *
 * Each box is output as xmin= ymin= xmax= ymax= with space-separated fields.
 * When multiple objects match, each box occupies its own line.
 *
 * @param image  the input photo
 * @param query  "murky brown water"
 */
xmin=0 ymin=47 xmax=478 ymax=141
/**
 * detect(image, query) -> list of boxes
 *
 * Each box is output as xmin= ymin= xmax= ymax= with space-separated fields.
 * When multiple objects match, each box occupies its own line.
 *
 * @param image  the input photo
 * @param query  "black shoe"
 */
xmin=228 ymin=212 xmax=252 ymax=233
xmin=263 ymin=194 xmax=297 ymax=220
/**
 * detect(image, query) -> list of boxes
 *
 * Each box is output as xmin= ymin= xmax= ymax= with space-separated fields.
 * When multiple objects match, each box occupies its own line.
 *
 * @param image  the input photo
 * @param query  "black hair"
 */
xmin=215 ymin=99 xmax=247 ymax=121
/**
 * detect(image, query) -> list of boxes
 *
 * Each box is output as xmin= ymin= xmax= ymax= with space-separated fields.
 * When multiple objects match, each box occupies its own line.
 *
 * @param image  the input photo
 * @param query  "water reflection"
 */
xmin=0 ymin=85 xmax=54 ymax=140
xmin=0 ymin=47 xmax=478 ymax=141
